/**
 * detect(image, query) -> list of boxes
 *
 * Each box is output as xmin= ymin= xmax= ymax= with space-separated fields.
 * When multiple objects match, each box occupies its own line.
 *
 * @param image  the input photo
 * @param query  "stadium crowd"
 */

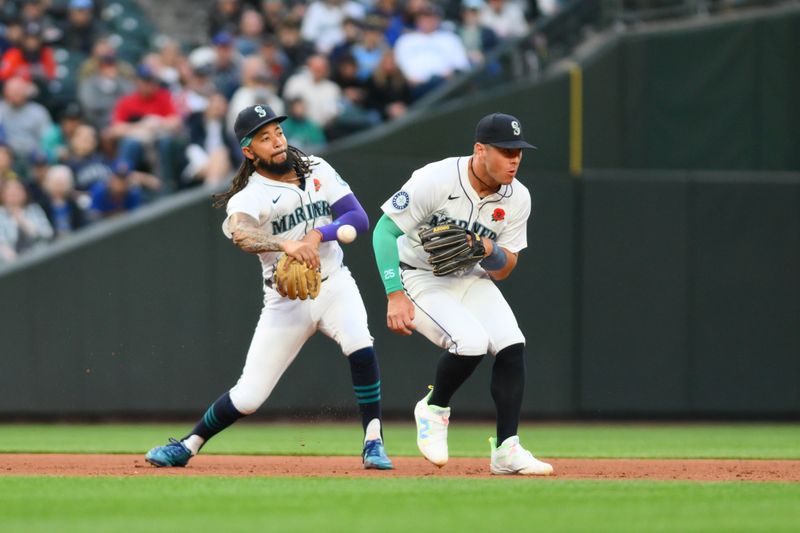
xmin=0 ymin=0 xmax=551 ymax=267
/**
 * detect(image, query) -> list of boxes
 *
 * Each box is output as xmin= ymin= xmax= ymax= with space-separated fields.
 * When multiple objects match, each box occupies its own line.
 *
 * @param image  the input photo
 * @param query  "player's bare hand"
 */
xmin=387 ymin=291 xmax=415 ymax=335
xmin=301 ymin=229 xmax=323 ymax=247
xmin=282 ymin=240 xmax=320 ymax=269
xmin=483 ymin=238 xmax=493 ymax=256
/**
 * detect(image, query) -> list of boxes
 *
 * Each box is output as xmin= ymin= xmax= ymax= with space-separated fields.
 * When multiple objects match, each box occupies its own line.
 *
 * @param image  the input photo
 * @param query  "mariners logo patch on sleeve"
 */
xmin=391 ymin=191 xmax=410 ymax=210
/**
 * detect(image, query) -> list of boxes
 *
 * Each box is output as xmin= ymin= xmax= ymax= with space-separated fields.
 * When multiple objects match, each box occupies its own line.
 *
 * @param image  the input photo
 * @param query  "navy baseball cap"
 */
xmin=212 ymin=31 xmax=234 ymax=46
xmin=111 ymin=159 xmax=131 ymax=176
xmin=136 ymin=63 xmax=157 ymax=81
xmin=475 ymin=112 xmax=537 ymax=149
xmin=234 ymin=104 xmax=287 ymax=147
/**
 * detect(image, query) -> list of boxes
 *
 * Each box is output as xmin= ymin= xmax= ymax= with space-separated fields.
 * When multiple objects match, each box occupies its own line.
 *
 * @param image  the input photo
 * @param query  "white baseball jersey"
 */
xmin=381 ymin=156 xmax=532 ymax=273
xmin=221 ymin=156 xmax=374 ymax=413
xmin=222 ymin=155 xmax=352 ymax=280
xmin=381 ymin=155 xmax=531 ymax=356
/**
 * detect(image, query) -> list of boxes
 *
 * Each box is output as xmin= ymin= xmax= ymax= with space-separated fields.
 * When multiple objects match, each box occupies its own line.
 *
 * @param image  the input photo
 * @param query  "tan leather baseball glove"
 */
xmin=273 ymin=254 xmax=321 ymax=300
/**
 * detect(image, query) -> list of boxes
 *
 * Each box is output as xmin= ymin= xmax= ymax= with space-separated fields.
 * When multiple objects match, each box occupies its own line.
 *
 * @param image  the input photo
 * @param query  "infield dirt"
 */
xmin=2 ymin=455 xmax=799 ymax=481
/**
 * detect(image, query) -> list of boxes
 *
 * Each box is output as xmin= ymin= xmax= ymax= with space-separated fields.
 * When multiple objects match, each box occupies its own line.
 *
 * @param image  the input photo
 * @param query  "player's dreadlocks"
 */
xmin=212 ymin=146 xmax=317 ymax=209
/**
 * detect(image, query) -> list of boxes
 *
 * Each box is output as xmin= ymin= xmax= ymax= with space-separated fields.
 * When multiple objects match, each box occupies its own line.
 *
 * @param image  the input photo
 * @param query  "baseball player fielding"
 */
xmin=372 ymin=111 xmax=552 ymax=475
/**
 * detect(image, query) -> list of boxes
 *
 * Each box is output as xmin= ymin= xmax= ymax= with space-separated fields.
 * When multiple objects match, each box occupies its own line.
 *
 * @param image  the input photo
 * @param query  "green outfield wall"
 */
xmin=1 ymin=167 xmax=796 ymax=418
xmin=1 ymin=8 xmax=798 ymax=418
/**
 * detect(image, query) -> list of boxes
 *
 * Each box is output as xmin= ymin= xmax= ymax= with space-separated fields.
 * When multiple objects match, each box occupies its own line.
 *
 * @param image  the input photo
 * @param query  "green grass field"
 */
xmin=1 ymin=422 xmax=799 ymax=532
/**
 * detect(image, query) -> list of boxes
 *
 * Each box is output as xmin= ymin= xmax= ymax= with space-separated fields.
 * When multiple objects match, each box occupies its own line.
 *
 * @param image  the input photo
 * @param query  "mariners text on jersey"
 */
xmin=271 ymin=200 xmax=331 ymax=234
xmin=426 ymin=212 xmax=498 ymax=240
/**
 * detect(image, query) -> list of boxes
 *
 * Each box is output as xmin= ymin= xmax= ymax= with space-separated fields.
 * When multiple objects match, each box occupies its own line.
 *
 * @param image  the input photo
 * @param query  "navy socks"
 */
xmin=429 ymin=352 xmax=485 ymax=407
xmin=348 ymin=346 xmax=382 ymax=433
xmin=491 ymin=343 xmax=526 ymax=444
xmin=185 ymin=391 xmax=245 ymax=445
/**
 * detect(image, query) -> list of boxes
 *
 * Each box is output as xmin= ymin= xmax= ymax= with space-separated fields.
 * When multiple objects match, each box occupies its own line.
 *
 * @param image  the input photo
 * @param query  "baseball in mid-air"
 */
xmin=336 ymin=224 xmax=357 ymax=244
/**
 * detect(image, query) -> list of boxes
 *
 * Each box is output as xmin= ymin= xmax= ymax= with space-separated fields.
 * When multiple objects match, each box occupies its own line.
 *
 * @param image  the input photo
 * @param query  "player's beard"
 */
xmin=255 ymin=150 xmax=294 ymax=175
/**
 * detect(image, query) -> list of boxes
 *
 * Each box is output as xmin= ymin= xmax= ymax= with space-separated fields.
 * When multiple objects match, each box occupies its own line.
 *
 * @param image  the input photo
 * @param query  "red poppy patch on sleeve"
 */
xmin=492 ymin=208 xmax=505 ymax=222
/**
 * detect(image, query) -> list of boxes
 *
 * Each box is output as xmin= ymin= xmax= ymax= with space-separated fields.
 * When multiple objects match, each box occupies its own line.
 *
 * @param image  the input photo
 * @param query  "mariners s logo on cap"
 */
xmin=234 ymin=104 xmax=287 ymax=147
xmin=475 ymin=113 xmax=536 ymax=149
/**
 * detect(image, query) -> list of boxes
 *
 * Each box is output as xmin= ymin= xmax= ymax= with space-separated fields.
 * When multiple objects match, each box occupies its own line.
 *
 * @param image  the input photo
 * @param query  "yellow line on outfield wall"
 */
xmin=569 ymin=63 xmax=583 ymax=176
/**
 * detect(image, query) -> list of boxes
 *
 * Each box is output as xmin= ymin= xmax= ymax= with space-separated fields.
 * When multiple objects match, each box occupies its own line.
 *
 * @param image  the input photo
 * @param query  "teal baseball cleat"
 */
xmin=363 ymin=438 xmax=394 ymax=470
xmin=145 ymin=438 xmax=193 ymax=467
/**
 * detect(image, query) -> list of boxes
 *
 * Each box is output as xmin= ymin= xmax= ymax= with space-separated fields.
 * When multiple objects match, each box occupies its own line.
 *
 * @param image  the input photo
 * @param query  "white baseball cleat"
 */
xmin=490 ymin=435 xmax=553 ymax=476
xmin=414 ymin=388 xmax=450 ymax=467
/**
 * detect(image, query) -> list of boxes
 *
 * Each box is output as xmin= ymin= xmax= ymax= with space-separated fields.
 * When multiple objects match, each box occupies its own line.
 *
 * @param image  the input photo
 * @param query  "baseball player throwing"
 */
xmin=371 ymin=112 xmax=552 ymax=475
xmin=145 ymin=104 xmax=392 ymax=470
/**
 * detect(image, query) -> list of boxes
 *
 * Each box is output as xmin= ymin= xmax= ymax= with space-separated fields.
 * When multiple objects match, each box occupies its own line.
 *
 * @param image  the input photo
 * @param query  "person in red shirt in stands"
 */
xmin=107 ymin=64 xmax=184 ymax=191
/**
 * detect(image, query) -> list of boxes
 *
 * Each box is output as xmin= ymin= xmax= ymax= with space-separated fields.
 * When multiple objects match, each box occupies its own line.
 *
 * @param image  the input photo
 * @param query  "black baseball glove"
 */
xmin=418 ymin=224 xmax=486 ymax=276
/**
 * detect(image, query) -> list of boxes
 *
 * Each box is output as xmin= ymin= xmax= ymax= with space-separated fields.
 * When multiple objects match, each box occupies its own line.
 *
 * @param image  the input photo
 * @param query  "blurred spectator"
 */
xmin=64 ymin=123 xmax=112 ymax=191
xmin=139 ymin=51 xmax=180 ymax=93
xmin=41 ymin=101 xmax=84 ymax=164
xmin=38 ymin=164 xmax=88 ymax=238
xmin=235 ymin=9 xmax=265 ymax=56
xmin=57 ymin=0 xmax=105 ymax=56
xmin=18 ymin=0 xmax=59 ymax=37
xmin=260 ymin=0 xmax=289 ymax=35
xmin=369 ymin=0 xmax=406 ymax=46
xmin=151 ymin=38 xmax=186 ymax=92
xmin=183 ymin=93 xmax=240 ymax=186
xmin=89 ymin=160 xmax=143 ymax=219
xmin=0 ymin=178 xmax=53 ymax=265
xmin=0 ymin=76 xmax=53 ymax=160
xmin=0 ymin=144 xmax=20 ymax=183
xmin=281 ymin=97 xmax=326 ymax=152
xmin=78 ymin=51 xmax=135 ymax=131
xmin=351 ymin=15 xmax=389 ymax=81
xmin=0 ymin=19 xmax=24 ymax=59
xmin=399 ymin=0 xmax=431 ymax=31
xmin=365 ymin=49 xmax=412 ymax=121
xmin=24 ymin=149 xmax=49 ymax=204
xmin=282 ymin=54 xmax=341 ymax=131
xmin=78 ymin=38 xmax=136 ymax=82
xmin=208 ymin=0 xmax=244 ymax=39
xmin=301 ymin=0 xmax=365 ymax=55
xmin=210 ymin=31 xmax=243 ymax=100
xmin=0 ymin=21 xmax=56 ymax=87
xmin=108 ymin=64 xmax=183 ymax=190
xmin=257 ymin=35 xmax=290 ymax=88
xmin=328 ymin=53 xmax=380 ymax=139
xmin=479 ymin=0 xmax=530 ymax=40
xmin=227 ymin=55 xmax=285 ymax=132
xmin=393 ymin=3 xmax=470 ymax=100
xmin=276 ymin=17 xmax=315 ymax=74
xmin=536 ymin=0 xmax=558 ymax=17
xmin=177 ymin=61 xmax=218 ymax=116
xmin=329 ymin=16 xmax=362 ymax=67
xmin=458 ymin=0 xmax=500 ymax=66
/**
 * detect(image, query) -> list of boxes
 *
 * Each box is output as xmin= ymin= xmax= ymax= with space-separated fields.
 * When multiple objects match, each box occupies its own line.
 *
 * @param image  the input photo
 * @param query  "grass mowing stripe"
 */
xmin=0 ymin=423 xmax=799 ymax=458
xmin=0 ymin=477 xmax=798 ymax=532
